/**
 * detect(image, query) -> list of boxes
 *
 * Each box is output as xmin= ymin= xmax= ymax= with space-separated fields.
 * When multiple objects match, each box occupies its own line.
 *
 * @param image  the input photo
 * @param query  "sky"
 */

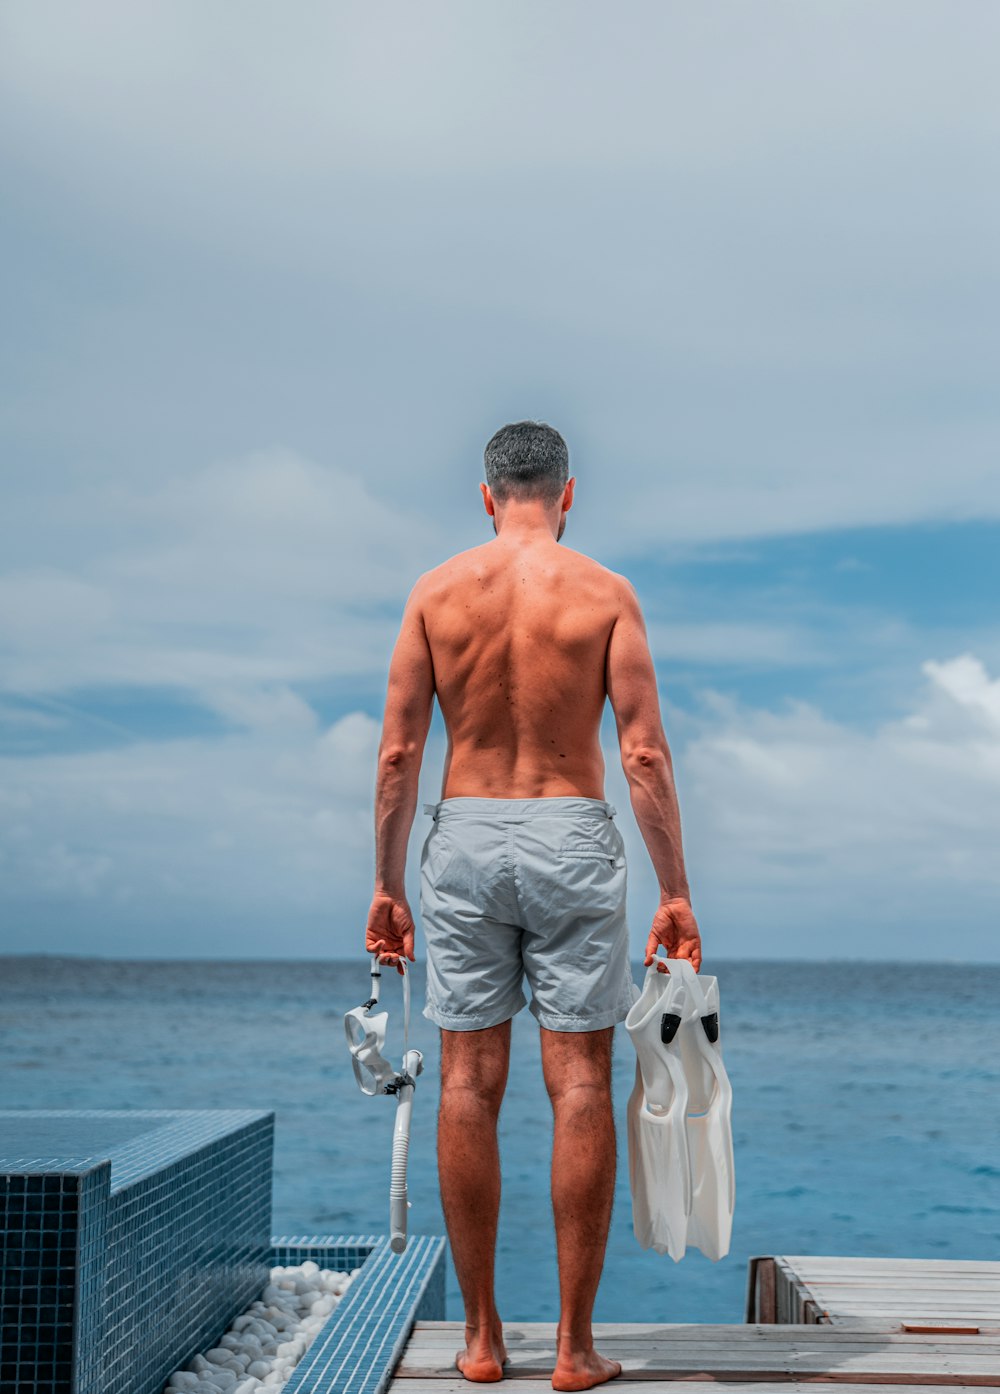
xmin=1 ymin=1 xmax=998 ymax=962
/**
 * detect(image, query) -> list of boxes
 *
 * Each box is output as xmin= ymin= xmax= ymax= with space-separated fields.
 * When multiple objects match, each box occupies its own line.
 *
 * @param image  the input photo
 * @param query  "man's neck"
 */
xmin=493 ymin=507 xmax=561 ymax=543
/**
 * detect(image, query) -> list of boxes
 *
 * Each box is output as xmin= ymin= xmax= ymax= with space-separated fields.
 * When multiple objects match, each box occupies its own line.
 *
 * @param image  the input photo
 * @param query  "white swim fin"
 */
xmin=624 ymin=961 xmax=692 ymax=1260
xmin=624 ymin=955 xmax=735 ymax=1262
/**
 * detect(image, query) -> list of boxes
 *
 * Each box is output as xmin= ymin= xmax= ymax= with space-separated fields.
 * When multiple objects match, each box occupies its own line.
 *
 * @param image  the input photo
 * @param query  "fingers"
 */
xmin=675 ymin=944 xmax=703 ymax=972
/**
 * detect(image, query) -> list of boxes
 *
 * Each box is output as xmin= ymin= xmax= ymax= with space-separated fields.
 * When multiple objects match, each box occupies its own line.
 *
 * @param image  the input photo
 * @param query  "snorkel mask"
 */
xmin=344 ymin=954 xmax=424 ymax=1251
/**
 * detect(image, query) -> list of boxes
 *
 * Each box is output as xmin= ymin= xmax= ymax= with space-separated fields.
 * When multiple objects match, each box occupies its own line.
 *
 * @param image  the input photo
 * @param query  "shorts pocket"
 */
xmin=422 ymin=826 xmax=457 ymax=881
xmin=558 ymin=823 xmax=625 ymax=870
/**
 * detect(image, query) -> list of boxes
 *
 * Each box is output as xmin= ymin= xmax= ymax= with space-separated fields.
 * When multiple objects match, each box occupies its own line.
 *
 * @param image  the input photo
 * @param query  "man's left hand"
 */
xmin=364 ymin=891 xmax=416 ymax=974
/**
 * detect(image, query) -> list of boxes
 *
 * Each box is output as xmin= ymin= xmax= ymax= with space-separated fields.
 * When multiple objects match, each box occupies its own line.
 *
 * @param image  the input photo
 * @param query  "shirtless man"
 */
xmin=364 ymin=421 xmax=701 ymax=1391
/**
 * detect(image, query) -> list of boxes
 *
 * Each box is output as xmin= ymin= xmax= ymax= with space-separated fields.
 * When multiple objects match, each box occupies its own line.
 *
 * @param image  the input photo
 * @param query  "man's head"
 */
xmin=481 ymin=421 xmax=574 ymax=539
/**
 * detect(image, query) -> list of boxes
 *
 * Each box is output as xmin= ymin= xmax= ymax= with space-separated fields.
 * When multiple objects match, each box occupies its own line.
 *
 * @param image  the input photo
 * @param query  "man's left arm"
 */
xmin=365 ymin=578 xmax=435 ymax=972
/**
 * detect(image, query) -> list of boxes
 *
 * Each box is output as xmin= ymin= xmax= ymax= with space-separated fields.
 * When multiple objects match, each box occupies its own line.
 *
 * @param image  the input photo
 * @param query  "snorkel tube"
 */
xmin=344 ymin=954 xmax=424 ymax=1253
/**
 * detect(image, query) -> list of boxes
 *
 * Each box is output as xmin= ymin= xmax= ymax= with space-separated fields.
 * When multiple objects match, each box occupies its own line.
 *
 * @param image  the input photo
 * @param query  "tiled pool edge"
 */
xmin=273 ymin=1234 xmax=447 ymax=1394
xmin=0 ymin=1110 xmax=274 ymax=1394
xmin=0 ymin=1113 xmax=446 ymax=1394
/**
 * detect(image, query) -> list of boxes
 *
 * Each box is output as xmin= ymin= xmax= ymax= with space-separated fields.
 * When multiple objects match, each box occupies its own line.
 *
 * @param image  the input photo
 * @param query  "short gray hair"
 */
xmin=483 ymin=421 xmax=569 ymax=504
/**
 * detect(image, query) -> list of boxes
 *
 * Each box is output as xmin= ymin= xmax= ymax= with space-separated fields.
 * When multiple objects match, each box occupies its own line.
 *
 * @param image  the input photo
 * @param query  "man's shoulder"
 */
xmin=559 ymin=546 xmax=634 ymax=589
xmin=404 ymin=545 xmax=491 ymax=611
xmin=414 ymin=543 xmax=492 ymax=587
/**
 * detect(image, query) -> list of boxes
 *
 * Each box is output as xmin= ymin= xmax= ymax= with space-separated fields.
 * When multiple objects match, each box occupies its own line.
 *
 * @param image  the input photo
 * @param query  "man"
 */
xmin=365 ymin=421 xmax=701 ymax=1391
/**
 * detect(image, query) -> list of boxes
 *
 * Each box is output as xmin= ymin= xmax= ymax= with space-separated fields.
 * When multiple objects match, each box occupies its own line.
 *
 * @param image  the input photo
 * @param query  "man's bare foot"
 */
xmin=552 ymin=1328 xmax=621 ymax=1392
xmin=455 ymin=1315 xmax=508 ymax=1383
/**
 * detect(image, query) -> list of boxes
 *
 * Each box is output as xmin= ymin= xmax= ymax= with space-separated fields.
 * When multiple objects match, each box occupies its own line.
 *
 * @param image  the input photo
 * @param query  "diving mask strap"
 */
xmin=401 ymin=955 xmax=410 ymax=1060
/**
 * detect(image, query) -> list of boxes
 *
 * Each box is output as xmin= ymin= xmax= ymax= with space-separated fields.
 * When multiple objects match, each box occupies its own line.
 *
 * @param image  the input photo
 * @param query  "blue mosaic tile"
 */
xmin=278 ymin=1235 xmax=447 ymax=1394
xmin=1 ymin=1109 xmax=274 ymax=1394
xmin=2 ymin=1116 xmax=446 ymax=1394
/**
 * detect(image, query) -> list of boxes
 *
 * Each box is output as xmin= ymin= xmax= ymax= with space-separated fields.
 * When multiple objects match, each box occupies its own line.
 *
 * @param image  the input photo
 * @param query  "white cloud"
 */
xmin=5 ymin=3 xmax=997 ymax=181
xmin=0 ymin=448 xmax=446 ymax=699
xmin=0 ymin=705 xmax=423 ymax=957
xmin=3 ymin=2 xmax=999 ymax=549
xmin=641 ymin=654 xmax=1000 ymax=961
xmin=1 ymin=655 xmax=998 ymax=960
xmin=646 ymin=620 xmax=827 ymax=668
xmin=922 ymin=654 xmax=1000 ymax=733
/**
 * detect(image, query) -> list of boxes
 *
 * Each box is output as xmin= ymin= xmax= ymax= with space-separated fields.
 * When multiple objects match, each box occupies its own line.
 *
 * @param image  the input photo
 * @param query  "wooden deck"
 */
xmin=387 ymin=1258 xmax=1000 ymax=1394
xmin=747 ymin=1258 xmax=1000 ymax=1331
xmin=389 ymin=1320 xmax=1000 ymax=1390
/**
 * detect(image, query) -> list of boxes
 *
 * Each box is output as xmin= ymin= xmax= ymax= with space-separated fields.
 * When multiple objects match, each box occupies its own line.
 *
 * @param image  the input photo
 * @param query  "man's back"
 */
xmin=421 ymin=534 xmax=623 ymax=800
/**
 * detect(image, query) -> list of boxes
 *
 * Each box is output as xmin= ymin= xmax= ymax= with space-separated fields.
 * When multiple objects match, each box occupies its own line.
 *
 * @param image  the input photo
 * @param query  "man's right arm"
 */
xmin=605 ymin=577 xmax=702 ymax=971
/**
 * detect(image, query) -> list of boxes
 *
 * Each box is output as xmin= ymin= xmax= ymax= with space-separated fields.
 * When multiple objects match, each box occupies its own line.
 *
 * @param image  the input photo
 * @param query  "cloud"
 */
xmin=646 ymin=620 xmax=827 ymax=668
xmin=3 ymin=3 xmax=999 ymax=554
xmin=0 ymin=705 xmax=406 ymax=957
xmin=921 ymin=654 xmax=1000 ymax=733
xmin=0 ymin=448 xmax=446 ymax=699
xmin=1 ymin=654 xmax=998 ymax=960
xmin=645 ymin=654 xmax=1000 ymax=961
xmin=5 ymin=4 xmax=997 ymax=181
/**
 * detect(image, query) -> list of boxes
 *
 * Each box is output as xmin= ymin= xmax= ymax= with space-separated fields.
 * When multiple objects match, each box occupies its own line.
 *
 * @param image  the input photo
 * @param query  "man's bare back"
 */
xmin=422 ymin=536 xmax=623 ymax=801
xmin=365 ymin=449 xmax=701 ymax=977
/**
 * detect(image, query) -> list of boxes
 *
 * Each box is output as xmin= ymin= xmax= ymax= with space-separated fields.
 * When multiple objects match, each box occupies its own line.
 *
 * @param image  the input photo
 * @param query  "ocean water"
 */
xmin=1 ymin=956 xmax=998 ymax=1325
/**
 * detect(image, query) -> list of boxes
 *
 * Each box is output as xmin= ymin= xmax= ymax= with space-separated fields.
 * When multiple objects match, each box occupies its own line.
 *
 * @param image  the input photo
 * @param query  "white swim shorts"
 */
xmin=418 ymin=796 xmax=641 ymax=1032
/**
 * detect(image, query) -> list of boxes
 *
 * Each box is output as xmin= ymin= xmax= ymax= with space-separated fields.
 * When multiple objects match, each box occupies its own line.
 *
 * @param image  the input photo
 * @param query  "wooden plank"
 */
xmin=409 ymin=1323 xmax=999 ymax=1345
xmin=397 ymin=1349 xmax=1000 ymax=1368
xmin=392 ymin=1378 xmax=1000 ymax=1389
xmin=783 ymin=1278 xmax=1000 ymax=1288
xmin=392 ymin=1385 xmax=994 ymax=1394
xmin=776 ymin=1261 xmax=1000 ymax=1274
xmin=402 ymin=1336 xmax=1000 ymax=1356
xmin=790 ymin=1288 xmax=1000 ymax=1300
xmin=395 ymin=1352 xmax=1000 ymax=1377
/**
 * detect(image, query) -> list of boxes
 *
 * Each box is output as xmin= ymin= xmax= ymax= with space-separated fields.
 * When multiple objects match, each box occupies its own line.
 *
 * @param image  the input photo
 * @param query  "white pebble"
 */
xmin=208 ymin=1372 xmax=238 ymax=1391
xmin=163 ymin=1260 xmax=355 ymax=1394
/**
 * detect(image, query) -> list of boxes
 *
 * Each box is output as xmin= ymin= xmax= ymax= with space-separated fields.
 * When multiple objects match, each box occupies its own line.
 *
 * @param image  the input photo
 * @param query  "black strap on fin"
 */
xmin=660 ymin=1011 xmax=683 ymax=1044
xmin=701 ymin=1011 xmax=720 ymax=1044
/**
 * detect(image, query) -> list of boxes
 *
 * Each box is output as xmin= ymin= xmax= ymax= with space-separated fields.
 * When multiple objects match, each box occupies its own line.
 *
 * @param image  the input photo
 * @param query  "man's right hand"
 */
xmin=644 ymin=897 xmax=702 ymax=972
xmin=365 ymin=891 xmax=416 ymax=975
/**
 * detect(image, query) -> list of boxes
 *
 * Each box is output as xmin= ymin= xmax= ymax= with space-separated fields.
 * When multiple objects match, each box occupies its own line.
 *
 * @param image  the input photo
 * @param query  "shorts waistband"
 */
xmin=423 ymin=796 xmax=616 ymax=821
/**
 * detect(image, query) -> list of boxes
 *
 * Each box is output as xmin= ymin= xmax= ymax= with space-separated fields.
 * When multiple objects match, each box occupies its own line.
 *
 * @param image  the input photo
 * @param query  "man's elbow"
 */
xmin=378 ymin=740 xmax=421 ymax=774
xmin=621 ymin=741 xmax=671 ymax=781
